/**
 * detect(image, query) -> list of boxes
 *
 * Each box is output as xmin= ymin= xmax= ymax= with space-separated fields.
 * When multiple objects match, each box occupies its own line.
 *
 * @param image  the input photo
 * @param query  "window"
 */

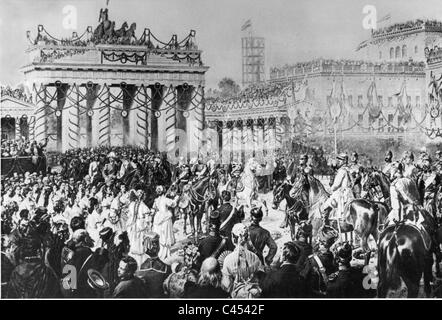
xmin=388 ymin=97 xmax=393 ymax=106
xmin=378 ymin=118 xmax=384 ymax=133
xmin=395 ymin=46 xmax=401 ymax=59
xmin=388 ymin=114 xmax=394 ymax=133
xmin=378 ymin=95 xmax=383 ymax=105
xmin=379 ymin=51 xmax=382 ymax=59
xmin=358 ymin=114 xmax=364 ymax=124
xmin=416 ymin=96 xmax=420 ymax=107
xmin=348 ymin=95 xmax=353 ymax=106
xmin=415 ymin=45 xmax=418 ymax=54
xmin=402 ymin=45 xmax=407 ymax=58
xmin=390 ymin=48 xmax=394 ymax=59
xmin=397 ymin=116 xmax=404 ymax=132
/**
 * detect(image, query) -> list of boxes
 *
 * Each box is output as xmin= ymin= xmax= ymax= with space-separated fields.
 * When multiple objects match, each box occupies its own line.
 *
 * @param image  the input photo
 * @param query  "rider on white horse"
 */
xmin=321 ymin=153 xmax=354 ymax=225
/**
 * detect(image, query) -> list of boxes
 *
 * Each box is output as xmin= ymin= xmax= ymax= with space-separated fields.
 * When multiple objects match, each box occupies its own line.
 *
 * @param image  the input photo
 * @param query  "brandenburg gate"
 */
xmin=21 ymin=9 xmax=209 ymax=162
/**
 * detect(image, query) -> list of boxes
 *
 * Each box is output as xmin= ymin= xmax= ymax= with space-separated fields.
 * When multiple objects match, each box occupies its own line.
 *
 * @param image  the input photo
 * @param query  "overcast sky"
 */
xmin=1 ymin=0 xmax=442 ymax=89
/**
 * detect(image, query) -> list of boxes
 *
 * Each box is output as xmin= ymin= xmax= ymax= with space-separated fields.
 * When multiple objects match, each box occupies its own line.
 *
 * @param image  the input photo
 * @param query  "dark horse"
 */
xmin=184 ymin=175 xmax=218 ymax=239
xmin=272 ymin=180 xmax=308 ymax=241
xmin=377 ymin=220 xmax=433 ymax=297
xmin=361 ymin=169 xmax=391 ymax=209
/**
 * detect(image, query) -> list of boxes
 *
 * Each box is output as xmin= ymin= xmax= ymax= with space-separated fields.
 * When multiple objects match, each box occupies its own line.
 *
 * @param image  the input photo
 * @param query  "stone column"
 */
xmin=263 ymin=118 xmax=271 ymax=155
xmin=134 ymin=85 xmax=150 ymax=147
xmin=164 ymin=85 xmax=177 ymax=161
xmin=98 ymin=85 xmax=111 ymax=146
xmin=275 ymin=116 xmax=284 ymax=150
xmin=64 ymin=83 xmax=80 ymax=151
xmin=232 ymin=120 xmax=240 ymax=162
xmin=33 ymin=83 xmax=48 ymax=145
xmin=15 ymin=117 xmax=21 ymax=140
xmin=252 ymin=118 xmax=260 ymax=156
xmin=268 ymin=117 xmax=276 ymax=153
xmin=221 ymin=121 xmax=230 ymax=164
xmin=28 ymin=116 xmax=36 ymax=142
xmin=243 ymin=119 xmax=253 ymax=161
xmin=188 ymin=85 xmax=204 ymax=158
xmin=257 ymin=118 xmax=265 ymax=156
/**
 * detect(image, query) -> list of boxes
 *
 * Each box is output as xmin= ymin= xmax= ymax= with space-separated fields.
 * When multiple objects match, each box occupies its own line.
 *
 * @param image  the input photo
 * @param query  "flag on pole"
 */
xmin=241 ymin=19 xmax=252 ymax=31
xmin=378 ymin=13 xmax=391 ymax=24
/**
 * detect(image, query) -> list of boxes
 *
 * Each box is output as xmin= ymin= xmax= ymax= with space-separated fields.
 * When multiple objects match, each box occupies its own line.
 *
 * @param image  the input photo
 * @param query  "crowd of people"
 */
xmin=1 ymin=141 xmax=441 ymax=298
xmin=1 ymin=138 xmax=47 ymax=158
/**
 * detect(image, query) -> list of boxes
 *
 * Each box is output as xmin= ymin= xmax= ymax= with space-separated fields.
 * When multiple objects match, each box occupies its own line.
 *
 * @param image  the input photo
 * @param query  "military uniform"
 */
xmin=248 ymin=224 xmax=277 ymax=266
xmin=349 ymin=161 xmax=362 ymax=198
xmin=389 ymin=172 xmax=421 ymax=224
xmin=326 ymin=267 xmax=365 ymax=298
xmin=322 ymin=155 xmax=354 ymax=221
xmin=300 ymin=250 xmax=337 ymax=297
xmin=417 ymin=169 xmax=441 ymax=219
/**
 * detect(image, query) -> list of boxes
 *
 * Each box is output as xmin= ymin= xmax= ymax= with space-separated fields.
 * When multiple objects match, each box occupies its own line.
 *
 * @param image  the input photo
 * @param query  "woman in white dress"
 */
xmin=152 ymin=186 xmax=179 ymax=261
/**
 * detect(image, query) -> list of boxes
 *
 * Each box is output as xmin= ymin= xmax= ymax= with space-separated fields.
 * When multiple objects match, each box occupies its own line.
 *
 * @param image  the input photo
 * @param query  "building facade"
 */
xmin=205 ymin=20 xmax=442 ymax=164
xmin=14 ymin=10 xmax=209 ymax=163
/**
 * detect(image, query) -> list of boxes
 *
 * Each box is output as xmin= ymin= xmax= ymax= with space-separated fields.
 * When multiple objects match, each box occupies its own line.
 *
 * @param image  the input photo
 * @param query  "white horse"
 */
xmin=231 ymin=158 xmax=268 ymax=215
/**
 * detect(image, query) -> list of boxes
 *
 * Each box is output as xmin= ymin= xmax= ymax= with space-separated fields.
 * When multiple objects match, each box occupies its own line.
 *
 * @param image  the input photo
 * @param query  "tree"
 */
xmin=218 ymin=78 xmax=240 ymax=98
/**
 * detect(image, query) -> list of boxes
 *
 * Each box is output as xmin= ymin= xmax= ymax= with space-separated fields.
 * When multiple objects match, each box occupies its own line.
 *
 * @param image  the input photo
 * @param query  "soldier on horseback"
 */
xmin=190 ymin=157 xmax=208 ymax=182
xmin=402 ymin=151 xmax=419 ymax=181
xmin=417 ymin=155 xmax=441 ymax=220
xmin=349 ymin=152 xmax=362 ymax=198
xmin=387 ymin=162 xmax=421 ymax=226
xmin=382 ymin=150 xmax=395 ymax=179
xmin=321 ymin=153 xmax=354 ymax=226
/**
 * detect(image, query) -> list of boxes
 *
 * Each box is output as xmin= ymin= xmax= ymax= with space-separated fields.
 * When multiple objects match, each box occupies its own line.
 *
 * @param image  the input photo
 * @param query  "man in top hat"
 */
xmin=388 ymin=161 xmax=421 ymax=225
xmin=136 ymin=231 xmax=171 ymax=298
xmin=326 ymin=242 xmax=365 ymax=298
xmin=382 ymin=150 xmax=395 ymax=179
xmin=248 ymin=207 xmax=277 ymax=267
xmin=321 ymin=153 xmax=354 ymax=225
xmin=260 ymin=241 xmax=307 ymax=298
xmin=416 ymin=155 xmax=441 ymax=220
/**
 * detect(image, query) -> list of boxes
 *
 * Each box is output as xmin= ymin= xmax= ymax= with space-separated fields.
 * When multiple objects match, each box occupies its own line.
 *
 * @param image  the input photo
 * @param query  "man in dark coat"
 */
xmin=326 ymin=242 xmax=365 ymax=298
xmin=113 ymin=256 xmax=146 ymax=298
xmin=218 ymin=191 xmax=244 ymax=250
xmin=293 ymin=221 xmax=313 ymax=271
xmin=248 ymin=207 xmax=277 ymax=267
xmin=197 ymin=217 xmax=225 ymax=266
xmin=260 ymin=241 xmax=307 ymax=298
xmin=300 ymin=226 xmax=338 ymax=297
xmin=7 ymin=235 xmax=59 ymax=298
xmin=136 ymin=232 xmax=171 ymax=298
